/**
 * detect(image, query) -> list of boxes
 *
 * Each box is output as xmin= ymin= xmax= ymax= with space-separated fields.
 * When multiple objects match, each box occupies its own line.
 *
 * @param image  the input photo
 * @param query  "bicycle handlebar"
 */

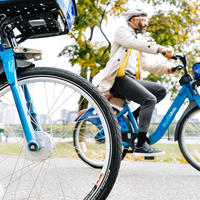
xmin=161 ymin=52 xmax=188 ymax=75
xmin=161 ymin=52 xmax=180 ymax=60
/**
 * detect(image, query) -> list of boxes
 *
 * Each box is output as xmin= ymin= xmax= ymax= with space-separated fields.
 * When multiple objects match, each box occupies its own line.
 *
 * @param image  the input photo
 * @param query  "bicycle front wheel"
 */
xmin=0 ymin=67 xmax=121 ymax=199
xmin=178 ymin=106 xmax=200 ymax=171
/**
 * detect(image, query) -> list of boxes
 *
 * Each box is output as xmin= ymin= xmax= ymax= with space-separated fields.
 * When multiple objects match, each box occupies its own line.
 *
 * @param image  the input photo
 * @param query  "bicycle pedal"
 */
xmin=95 ymin=139 xmax=105 ymax=144
xmin=144 ymin=156 xmax=155 ymax=160
xmin=94 ymin=136 xmax=105 ymax=144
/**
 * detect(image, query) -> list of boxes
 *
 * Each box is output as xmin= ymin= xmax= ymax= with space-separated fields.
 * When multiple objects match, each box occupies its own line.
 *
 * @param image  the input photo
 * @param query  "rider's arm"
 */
xmin=141 ymin=54 xmax=173 ymax=74
xmin=114 ymin=26 xmax=163 ymax=54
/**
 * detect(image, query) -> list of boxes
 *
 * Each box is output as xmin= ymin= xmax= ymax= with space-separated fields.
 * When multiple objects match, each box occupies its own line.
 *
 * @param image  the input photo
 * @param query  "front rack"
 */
xmin=0 ymin=0 xmax=77 ymax=42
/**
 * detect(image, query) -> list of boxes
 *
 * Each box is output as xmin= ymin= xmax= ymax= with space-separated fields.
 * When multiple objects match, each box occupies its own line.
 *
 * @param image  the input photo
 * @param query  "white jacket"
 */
xmin=98 ymin=25 xmax=170 ymax=100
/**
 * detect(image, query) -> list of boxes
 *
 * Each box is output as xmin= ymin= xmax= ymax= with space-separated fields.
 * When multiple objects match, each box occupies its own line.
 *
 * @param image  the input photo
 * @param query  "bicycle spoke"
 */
xmin=0 ymin=69 xmax=121 ymax=199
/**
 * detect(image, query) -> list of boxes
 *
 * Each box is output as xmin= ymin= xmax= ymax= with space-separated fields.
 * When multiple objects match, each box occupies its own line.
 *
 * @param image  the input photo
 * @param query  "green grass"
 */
xmin=0 ymin=143 xmax=22 ymax=155
xmin=0 ymin=142 xmax=79 ymax=158
xmin=0 ymin=142 xmax=197 ymax=164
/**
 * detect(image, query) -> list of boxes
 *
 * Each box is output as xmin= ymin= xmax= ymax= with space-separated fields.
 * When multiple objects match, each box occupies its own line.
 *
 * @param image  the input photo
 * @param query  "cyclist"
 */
xmin=99 ymin=8 xmax=175 ymax=157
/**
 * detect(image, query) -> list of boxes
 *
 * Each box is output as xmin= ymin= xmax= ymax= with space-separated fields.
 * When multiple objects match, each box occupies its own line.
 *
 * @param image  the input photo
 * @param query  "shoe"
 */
xmin=133 ymin=142 xmax=165 ymax=157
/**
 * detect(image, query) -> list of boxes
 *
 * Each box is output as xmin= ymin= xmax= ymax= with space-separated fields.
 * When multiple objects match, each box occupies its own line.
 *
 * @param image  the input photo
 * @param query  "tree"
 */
xmin=59 ymin=0 xmax=128 ymax=110
xmin=60 ymin=0 xmax=200 ymax=102
xmin=143 ymin=0 xmax=200 ymax=99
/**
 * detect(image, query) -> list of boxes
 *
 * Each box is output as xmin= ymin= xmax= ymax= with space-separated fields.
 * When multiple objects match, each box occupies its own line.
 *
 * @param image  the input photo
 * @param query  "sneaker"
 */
xmin=133 ymin=142 xmax=165 ymax=157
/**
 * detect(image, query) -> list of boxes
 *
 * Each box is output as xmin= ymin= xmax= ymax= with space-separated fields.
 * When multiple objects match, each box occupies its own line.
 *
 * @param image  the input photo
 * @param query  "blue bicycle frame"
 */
xmin=93 ymin=81 xmax=199 ymax=148
xmin=0 ymin=43 xmax=40 ymax=151
xmin=77 ymin=76 xmax=200 ymax=149
xmin=116 ymin=82 xmax=200 ymax=145
xmin=149 ymin=83 xmax=200 ymax=144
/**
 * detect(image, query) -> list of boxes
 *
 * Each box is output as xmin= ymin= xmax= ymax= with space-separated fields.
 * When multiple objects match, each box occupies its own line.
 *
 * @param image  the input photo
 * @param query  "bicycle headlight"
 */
xmin=192 ymin=63 xmax=200 ymax=79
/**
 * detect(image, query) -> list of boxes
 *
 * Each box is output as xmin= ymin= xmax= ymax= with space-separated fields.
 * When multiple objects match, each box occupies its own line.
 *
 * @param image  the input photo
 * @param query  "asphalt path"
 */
xmin=1 ymin=156 xmax=199 ymax=199
xmin=108 ymin=161 xmax=200 ymax=200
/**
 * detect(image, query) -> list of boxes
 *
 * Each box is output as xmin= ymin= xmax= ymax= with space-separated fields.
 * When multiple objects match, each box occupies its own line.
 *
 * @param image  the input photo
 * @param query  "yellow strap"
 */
xmin=116 ymin=49 xmax=132 ymax=77
xmin=136 ymin=52 xmax=141 ymax=79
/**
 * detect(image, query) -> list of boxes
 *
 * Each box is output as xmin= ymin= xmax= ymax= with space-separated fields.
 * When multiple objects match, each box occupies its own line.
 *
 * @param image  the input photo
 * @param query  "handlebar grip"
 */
xmin=171 ymin=55 xmax=178 ymax=60
xmin=161 ymin=52 xmax=177 ymax=60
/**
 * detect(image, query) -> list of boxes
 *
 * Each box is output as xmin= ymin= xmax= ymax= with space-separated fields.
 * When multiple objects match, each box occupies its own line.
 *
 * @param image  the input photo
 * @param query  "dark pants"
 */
xmin=110 ymin=74 xmax=166 ymax=133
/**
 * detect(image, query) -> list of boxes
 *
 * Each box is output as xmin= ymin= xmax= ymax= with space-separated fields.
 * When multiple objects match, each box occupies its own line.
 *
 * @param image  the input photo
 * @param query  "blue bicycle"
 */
xmin=0 ymin=1 xmax=121 ymax=199
xmin=74 ymin=54 xmax=200 ymax=172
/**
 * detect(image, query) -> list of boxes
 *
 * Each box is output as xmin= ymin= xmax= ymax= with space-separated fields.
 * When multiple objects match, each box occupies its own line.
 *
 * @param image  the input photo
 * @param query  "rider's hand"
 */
xmin=160 ymin=49 xmax=173 ymax=60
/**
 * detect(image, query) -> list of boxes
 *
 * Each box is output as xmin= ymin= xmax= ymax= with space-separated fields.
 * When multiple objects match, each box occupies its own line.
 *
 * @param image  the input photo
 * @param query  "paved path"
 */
xmin=1 ymin=156 xmax=199 ymax=199
xmin=108 ymin=161 xmax=200 ymax=200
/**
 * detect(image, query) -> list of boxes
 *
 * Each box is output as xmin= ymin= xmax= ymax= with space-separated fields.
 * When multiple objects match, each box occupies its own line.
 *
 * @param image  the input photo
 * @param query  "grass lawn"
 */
xmin=0 ymin=142 xmax=195 ymax=164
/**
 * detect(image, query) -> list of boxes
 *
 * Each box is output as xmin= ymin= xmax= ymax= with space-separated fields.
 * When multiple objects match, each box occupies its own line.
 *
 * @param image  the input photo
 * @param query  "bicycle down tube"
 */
xmin=149 ymin=83 xmax=200 ymax=144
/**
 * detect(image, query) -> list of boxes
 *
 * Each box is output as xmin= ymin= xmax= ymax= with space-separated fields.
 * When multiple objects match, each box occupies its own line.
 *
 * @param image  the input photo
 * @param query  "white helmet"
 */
xmin=124 ymin=9 xmax=148 ymax=22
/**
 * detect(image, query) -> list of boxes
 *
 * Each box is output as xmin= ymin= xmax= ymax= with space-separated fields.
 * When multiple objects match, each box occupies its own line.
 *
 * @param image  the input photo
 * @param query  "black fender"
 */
xmin=174 ymin=101 xmax=198 ymax=141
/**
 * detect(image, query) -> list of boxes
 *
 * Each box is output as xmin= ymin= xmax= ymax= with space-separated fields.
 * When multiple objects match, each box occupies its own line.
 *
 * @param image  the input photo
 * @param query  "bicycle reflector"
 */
xmin=192 ymin=63 xmax=200 ymax=79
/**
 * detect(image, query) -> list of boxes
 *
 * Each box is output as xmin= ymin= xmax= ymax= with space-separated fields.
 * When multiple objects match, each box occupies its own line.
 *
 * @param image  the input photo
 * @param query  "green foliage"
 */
xmin=61 ymin=0 xmax=200 ymax=100
xmin=60 ymin=0 xmax=128 ymax=82
xmin=144 ymin=0 xmax=200 ymax=98
xmin=59 ymin=0 xmax=128 ymax=110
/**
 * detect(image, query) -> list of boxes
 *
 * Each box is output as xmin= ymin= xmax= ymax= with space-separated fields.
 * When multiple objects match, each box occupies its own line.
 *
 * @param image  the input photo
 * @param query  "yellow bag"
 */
xmin=116 ymin=49 xmax=132 ymax=77
xmin=116 ymin=49 xmax=141 ymax=79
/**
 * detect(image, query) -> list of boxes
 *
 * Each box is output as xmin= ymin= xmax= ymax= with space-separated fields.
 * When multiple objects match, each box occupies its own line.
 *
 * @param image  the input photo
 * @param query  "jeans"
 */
xmin=110 ymin=74 xmax=166 ymax=132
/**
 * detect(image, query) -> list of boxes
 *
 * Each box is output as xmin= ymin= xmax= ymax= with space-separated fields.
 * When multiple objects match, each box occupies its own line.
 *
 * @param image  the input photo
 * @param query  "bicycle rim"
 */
xmin=178 ymin=107 xmax=200 ymax=171
xmin=73 ymin=120 xmax=104 ymax=168
xmin=0 ymin=67 xmax=121 ymax=199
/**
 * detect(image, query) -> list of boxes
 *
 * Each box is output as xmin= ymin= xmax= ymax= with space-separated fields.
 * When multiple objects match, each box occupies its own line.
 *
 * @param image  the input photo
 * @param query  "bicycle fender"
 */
xmin=174 ymin=101 xmax=197 ymax=141
xmin=75 ymin=108 xmax=102 ymax=126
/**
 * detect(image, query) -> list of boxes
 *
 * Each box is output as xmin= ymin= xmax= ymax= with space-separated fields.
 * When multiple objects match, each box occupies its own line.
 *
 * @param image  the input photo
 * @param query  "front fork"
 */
xmin=0 ymin=48 xmax=40 ymax=151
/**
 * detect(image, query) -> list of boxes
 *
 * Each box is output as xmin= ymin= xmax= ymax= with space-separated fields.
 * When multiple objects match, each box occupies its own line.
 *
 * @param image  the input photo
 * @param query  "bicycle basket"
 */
xmin=192 ymin=63 xmax=200 ymax=80
xmin=0 ymin=0 xmax=77 ymax=41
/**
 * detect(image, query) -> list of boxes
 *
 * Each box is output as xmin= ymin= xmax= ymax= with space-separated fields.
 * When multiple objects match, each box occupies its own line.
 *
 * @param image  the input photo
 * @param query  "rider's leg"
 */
xmin=110 ymin=75 xmax=157 ymax=134
xmin=110 ymin=75 xmax=165 ymax=156
xmin=132 ymin=79 xmax=167 ymax=121
xmin=137 ymin=79 xmax=167 ymax=103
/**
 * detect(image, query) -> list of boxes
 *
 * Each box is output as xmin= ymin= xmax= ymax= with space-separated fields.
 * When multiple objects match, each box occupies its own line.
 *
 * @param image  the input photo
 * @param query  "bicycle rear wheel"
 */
xmin=73 ymin=119 xmax=105 ymax=168
xmin=178 ymin=106 xmax=200 ymax=171
xmin=0 ymin=67 xmax=121 ymax=199
xmin=73 ymin=107 xmax=133 ymax=168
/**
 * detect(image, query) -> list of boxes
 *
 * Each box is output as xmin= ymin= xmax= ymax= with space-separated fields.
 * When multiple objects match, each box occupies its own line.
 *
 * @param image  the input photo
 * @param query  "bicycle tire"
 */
xmin=0 ymin=67 xmax=122 ymax=199
xmin=178 ymin=106 xmax=200 ymax=171
xmin=73 ymin=120 xmax=105 ymax=169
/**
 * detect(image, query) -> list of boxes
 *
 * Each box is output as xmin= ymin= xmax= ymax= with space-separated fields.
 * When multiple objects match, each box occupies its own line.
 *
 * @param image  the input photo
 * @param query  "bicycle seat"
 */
xmin=0 ymin=0 xmax=77 ymax=42
xmin=108 ymin=93 xmax=130 ymax=108
xmin=109 ymin=96 xmax=125 ymax=108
